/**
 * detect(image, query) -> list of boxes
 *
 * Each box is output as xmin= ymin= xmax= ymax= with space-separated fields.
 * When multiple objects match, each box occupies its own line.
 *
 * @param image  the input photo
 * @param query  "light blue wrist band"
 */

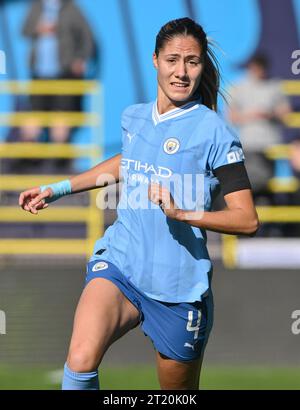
xmin=40 ymin=179 xmax=72 ymax=203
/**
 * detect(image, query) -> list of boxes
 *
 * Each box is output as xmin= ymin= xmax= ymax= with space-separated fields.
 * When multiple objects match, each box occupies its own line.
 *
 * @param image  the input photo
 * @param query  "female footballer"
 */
xmin=19 ymin=18 xmax=259 ymax=390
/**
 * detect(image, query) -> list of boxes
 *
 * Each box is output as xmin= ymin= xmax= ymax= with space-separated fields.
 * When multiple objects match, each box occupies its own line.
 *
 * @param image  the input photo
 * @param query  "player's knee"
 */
xmin=67 ymin=344 xmax=100 ymax=373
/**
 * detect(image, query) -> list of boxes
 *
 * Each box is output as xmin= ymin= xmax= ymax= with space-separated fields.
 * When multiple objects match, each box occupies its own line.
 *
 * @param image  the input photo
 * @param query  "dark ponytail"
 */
xmin=155 ymin=17 xmax=222 ymax=111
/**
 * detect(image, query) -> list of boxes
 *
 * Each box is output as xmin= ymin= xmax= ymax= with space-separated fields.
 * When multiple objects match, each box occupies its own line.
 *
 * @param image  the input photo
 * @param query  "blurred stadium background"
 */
xmin=0 ymin=0 xmax=300 ymax=390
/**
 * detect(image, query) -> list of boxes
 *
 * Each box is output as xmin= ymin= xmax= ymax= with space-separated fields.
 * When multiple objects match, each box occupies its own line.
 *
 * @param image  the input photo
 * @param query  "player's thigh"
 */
xmin=155 ymin=351 xmax=203 ymax=390
xmin=67 ymin=278 xmax=140 ymax=369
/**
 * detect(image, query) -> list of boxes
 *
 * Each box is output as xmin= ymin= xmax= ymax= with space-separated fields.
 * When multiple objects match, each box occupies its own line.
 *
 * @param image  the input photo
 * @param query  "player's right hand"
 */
xmin=19 ymin=187 xmax=53 ymax=215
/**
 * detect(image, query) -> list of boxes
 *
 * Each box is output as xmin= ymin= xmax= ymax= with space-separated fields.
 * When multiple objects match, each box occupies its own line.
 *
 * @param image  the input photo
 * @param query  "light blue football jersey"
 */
xmin=90 ymin=100 xmax=245 ymax=303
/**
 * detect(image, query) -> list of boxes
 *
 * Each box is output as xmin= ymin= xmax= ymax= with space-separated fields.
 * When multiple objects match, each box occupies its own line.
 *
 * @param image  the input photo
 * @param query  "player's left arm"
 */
xmin=149 ymin=183 xmax=259 ymax=236
xmin=177 ymin=188 xmax=259 ymax=236
xmin=148 ymin=162 xmax=260 ymax=236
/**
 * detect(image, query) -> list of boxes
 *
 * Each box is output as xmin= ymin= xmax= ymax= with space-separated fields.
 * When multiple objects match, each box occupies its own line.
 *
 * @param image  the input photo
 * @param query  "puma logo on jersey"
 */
xmin=127 ymin=132 xmax=136 ymax=143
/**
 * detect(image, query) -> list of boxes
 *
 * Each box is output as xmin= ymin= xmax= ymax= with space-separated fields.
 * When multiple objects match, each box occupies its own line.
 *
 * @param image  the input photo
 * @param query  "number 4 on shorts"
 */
xmin=186 ymin=310 xmax=201 ymax=339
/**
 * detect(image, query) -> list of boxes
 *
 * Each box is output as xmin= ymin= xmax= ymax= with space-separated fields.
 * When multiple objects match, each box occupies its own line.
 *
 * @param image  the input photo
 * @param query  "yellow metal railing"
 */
xmin=0 ymin=79 xmax=103 ymax=257
xmin=262 ymin=144 xmax=300 ymax=193
xmin=267 ymin=177 xmax=299 ymax=193
xmin=265 ymin=144 xmax=292 ymax=160
xmin=0 ymin=144 xmax=103 ymax=257
xmin=0 ymin=143 xmax=98 ymax=160
xmin=0 ymin=80 xmax=101 ymax=126
xmin=282 ymin=80 xmax=300 ymax=95
xmin=0 ymin=112 xmax=100 ymax=127
xmin=0 ymin=80 xmax=100 ymax=95
xmin=256 ymin=206 xmax=300 ymax=222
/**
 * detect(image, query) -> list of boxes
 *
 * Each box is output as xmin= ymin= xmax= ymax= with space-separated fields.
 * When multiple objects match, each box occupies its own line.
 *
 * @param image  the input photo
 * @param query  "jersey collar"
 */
xmin=152 ymin=99 xmax=200 ymax=126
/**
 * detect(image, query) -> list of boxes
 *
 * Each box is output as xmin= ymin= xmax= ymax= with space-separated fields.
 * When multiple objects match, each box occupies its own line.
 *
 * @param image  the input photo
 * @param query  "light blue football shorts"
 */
xmin=86 ymin=258 xmax=214 ymax=362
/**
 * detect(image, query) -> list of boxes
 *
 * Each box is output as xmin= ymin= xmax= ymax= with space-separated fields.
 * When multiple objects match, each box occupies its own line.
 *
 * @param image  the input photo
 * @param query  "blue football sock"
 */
xmin=62 ymin=363 xmax=99 ymax=390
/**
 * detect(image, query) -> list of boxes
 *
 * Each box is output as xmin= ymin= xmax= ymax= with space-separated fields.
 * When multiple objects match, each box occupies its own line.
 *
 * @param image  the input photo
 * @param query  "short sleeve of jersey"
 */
xmin=207 ymin=121 xmax=245 ymax=171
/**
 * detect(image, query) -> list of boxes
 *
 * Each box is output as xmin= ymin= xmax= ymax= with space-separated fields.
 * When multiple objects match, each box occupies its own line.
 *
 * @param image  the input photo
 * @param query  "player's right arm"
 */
xmin=19 ymin=153 xmax=121 ymax=214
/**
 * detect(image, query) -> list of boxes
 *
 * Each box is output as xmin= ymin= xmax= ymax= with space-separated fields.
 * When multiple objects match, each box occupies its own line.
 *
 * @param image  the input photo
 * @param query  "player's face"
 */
xmin=153 ymin=35 xmax=204 ymax=112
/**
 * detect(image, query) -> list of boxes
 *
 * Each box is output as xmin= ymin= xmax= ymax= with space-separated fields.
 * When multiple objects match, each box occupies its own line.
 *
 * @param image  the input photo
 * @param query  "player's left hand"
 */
xmin=148 ymin=183 xmax=180 ymax=220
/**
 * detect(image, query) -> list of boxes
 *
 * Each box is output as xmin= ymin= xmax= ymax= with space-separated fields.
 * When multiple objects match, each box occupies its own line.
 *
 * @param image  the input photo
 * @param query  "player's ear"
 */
xmin=153 ymin=52 xmax=158 ymax=69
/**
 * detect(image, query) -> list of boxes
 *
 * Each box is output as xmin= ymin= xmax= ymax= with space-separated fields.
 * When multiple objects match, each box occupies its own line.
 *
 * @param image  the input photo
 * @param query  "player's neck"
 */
xmin=156 ymin=89 xmax=198 ymax=115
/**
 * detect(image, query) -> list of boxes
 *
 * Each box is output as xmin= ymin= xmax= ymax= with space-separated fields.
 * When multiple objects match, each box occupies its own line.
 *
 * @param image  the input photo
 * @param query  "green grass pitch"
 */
xmin=0 ymin=365 xmax=300 ymax=390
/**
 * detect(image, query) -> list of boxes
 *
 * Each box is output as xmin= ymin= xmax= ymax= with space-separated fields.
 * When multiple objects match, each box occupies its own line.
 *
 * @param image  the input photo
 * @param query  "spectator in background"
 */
xmin=228 ymin=54 xmax=291 ymax=202
xmin=21 ymin=0 xmax=95 ymax=148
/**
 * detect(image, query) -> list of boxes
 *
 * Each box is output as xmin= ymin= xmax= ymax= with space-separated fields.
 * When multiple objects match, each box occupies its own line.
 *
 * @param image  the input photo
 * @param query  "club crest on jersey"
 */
xmin=92 ymin=261 xmax=108 ymax=272
xmin=163 ymin=138 xmax=180 ymax=155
